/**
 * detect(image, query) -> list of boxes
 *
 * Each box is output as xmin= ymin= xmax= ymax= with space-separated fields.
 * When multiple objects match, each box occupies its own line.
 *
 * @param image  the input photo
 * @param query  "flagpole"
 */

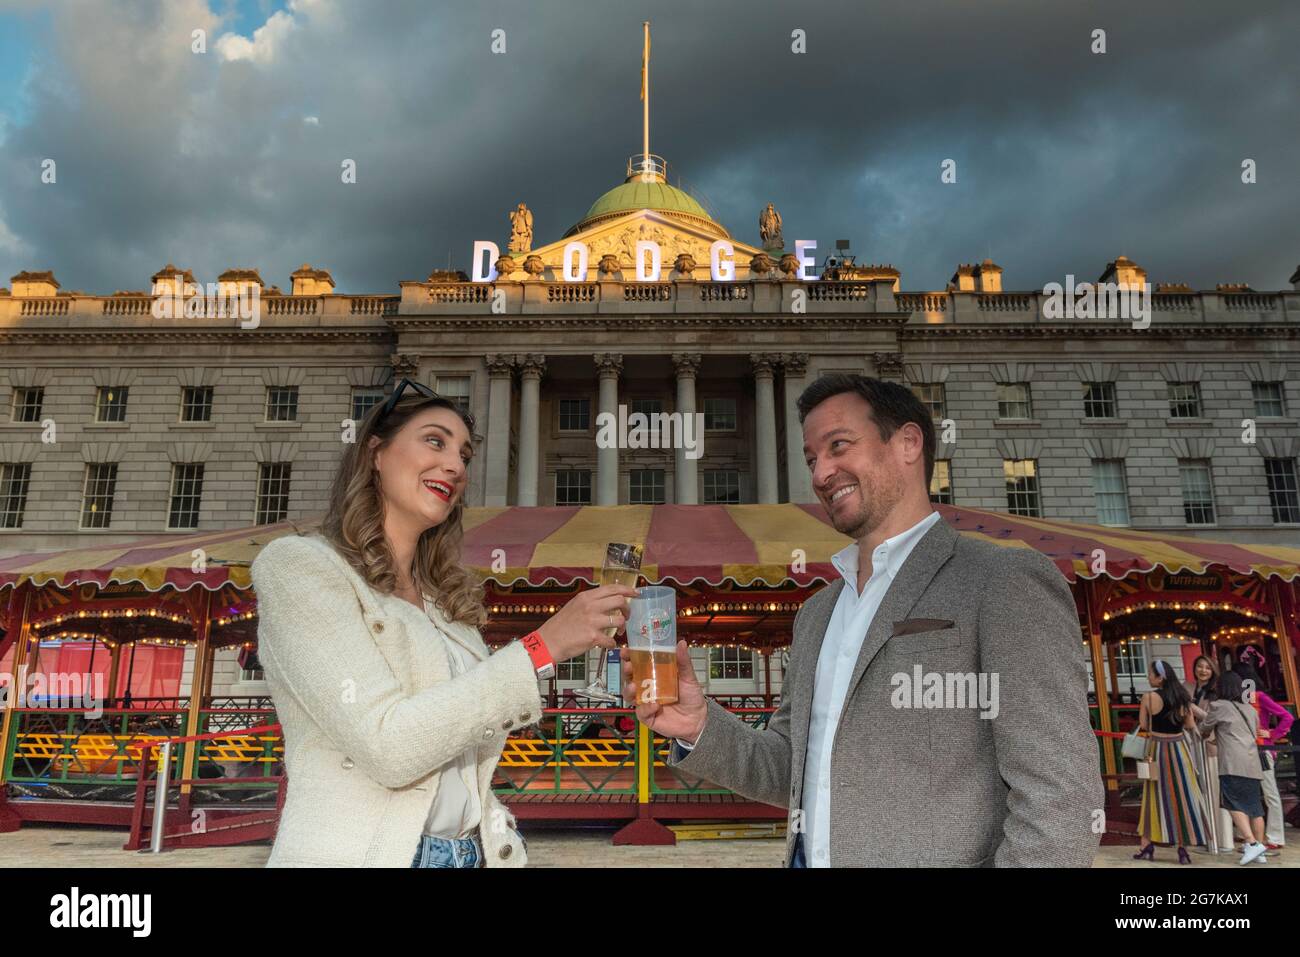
xmin=641 ymin=20 xmax=650 ymax=176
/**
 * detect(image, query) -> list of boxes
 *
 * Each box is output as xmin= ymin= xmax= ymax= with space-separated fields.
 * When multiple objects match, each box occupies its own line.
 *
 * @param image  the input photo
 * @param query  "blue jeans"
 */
xmin=411 ymin=833 xmax=483 ymax=869
xmin=790 ymin=833 xmax=807 ymax=869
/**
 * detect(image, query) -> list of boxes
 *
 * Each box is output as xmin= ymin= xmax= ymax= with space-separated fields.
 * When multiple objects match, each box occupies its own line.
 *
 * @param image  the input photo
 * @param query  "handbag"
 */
xmin=1135 ymin=760 xmax=1156 ymax=780
xmin=1121 ymin=730 xmax=1148 ymax=761
xmin=1230 ymin=702 xmax=1270 ymax=772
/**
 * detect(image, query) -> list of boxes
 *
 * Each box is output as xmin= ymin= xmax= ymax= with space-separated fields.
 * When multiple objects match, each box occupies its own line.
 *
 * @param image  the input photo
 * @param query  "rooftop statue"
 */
xmin=508 ymin=203 xmax=534 ymax=254
xmin=759 ymin=202 xmax=783 ymax=251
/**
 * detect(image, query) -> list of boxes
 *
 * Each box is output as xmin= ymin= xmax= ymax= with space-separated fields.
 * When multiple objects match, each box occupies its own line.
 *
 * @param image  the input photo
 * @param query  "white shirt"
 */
xmin=412 ymin=601 xmax=482 ymax=840
xmin=801 ymin=510 xmax=940 ymax=866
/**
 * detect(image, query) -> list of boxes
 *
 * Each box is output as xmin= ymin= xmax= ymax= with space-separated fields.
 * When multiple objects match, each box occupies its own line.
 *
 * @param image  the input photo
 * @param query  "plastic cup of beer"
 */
xmin=626 ymin=586 xmax=678 ymax=706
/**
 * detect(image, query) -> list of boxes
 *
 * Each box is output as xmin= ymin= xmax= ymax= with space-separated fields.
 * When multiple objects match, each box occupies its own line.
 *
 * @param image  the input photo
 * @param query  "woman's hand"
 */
xmin=535 ymin=584 xmax=639 ymax=662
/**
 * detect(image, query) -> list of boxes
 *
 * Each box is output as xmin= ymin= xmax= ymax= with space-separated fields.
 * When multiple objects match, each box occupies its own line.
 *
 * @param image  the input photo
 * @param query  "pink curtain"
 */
xmin=110 ymin=643 xmax=185 ymax=704
xmin=21 ymin=641 xmax=184 ymax=708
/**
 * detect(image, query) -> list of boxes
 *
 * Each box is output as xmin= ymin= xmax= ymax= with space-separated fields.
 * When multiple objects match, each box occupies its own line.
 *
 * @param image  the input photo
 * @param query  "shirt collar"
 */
xmin=831 ymin=510 xmax=942 ymax=591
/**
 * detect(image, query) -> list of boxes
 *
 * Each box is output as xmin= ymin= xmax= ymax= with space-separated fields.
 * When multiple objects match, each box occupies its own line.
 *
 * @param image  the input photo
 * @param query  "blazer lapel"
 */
xmin=422 ymin=596 xmax=491 ymax=663
xmin=843 ymin=519 xmax=958 ymax=702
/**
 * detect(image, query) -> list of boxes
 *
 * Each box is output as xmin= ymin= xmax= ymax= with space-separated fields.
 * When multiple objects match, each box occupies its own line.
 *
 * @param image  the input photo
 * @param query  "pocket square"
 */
xmin=891 ymin=618 xmax=955 ymax=637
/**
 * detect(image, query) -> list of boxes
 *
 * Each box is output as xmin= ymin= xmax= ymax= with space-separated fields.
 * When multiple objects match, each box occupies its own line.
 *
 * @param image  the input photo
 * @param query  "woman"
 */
xmin=250 ymin=380 xmax=639 ymax=867
xmin=1232 ymin=655 xmax=1293 ymax=850
xmin=1184 ymin=654 xmax=1218 ymax=710
xmin=1196 ymin=670 xmax=1269 ymax=865
xmin=1183 ymin=654 xmax=1231 ymax=851
xmin=1133 ymin=659 xmax=1206 ymax=864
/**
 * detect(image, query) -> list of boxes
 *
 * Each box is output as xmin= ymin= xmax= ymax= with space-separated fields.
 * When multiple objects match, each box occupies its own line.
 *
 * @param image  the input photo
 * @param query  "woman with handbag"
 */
xmin=1195 ymin=669 xmax=1269 ymax=865
xmin=251 ymin=380 xmax=639 ymax=867
xmin=1132 ymin=659 xmax=1206 ymax=864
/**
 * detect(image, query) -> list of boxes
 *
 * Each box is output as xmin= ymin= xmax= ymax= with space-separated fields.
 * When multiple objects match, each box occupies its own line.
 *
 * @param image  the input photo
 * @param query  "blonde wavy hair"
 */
xmin=320 ymin=393 xmax=487 ymax=627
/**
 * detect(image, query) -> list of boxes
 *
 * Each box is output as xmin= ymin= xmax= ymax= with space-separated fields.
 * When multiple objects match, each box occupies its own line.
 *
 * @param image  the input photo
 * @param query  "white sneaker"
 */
xmin=1240 ymin=842 xmax=1267 ymax=865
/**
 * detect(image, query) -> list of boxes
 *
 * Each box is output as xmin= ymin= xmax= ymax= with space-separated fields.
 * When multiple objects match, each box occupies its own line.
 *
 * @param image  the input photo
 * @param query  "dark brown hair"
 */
xmin=796 ymin=374 xmax=936 ymax=486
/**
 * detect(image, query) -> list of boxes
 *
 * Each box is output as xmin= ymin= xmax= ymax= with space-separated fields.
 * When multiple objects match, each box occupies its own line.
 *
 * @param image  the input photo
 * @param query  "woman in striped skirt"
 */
xmin=1134 ymin=659 xmax=1207 ymax=863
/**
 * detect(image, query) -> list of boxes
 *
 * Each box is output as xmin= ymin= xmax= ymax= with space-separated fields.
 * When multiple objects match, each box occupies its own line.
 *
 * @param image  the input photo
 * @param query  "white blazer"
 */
xmin=250 ymin=533 xmax=542 ymax=867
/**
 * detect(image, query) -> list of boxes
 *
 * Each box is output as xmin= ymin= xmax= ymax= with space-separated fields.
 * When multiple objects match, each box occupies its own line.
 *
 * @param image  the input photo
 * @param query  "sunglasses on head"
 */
xmin=374 ymin=378 xmax=476 ymax=432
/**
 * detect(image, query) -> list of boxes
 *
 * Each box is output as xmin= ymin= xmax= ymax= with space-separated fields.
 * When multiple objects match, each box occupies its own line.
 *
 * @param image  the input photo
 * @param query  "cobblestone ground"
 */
xmin=0 ymin=824 xmax=1295 ymax=867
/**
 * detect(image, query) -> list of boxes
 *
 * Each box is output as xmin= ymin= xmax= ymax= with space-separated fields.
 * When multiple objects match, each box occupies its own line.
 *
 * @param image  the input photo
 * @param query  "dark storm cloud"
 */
xmin=0 ymin=0 xmax=1296 ymax=295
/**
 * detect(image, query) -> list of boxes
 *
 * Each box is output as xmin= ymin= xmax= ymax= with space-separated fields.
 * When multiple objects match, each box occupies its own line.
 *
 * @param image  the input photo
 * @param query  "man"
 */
xmin=624 ymin=374 xmax=1103 ymax=866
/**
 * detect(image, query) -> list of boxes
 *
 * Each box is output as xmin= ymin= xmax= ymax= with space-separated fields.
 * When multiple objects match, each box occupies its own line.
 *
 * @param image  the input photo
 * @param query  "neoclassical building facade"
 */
xmin=2 ymin=157 xmax=1298 ymax=695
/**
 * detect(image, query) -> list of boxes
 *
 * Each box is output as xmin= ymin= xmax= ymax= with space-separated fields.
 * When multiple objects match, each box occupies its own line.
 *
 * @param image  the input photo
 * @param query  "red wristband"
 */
xmin=520 ymin=630 xmax=553 ymax=670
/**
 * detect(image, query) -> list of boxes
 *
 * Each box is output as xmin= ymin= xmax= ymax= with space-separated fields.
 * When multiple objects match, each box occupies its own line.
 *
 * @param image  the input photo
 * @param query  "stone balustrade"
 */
xmin=0 ymin=281 xmax=1295 ymax=327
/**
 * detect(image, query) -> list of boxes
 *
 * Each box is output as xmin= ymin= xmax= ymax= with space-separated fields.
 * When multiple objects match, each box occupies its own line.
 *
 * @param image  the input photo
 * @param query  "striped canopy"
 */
xmin=0 ymin=504 xmax=1297 ymax=594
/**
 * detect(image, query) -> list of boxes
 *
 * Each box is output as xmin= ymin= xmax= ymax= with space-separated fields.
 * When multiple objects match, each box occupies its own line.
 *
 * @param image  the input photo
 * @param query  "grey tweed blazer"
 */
xmin=670 ymin=517 xmax=1103 ymax=867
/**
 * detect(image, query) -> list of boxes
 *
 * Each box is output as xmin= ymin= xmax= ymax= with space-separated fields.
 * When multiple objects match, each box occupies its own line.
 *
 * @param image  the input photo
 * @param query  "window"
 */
xmin=12 ymin=387 xmax=44 ymax=422
xmin=556 ymin=657 xmax=586 ymax=681
xmin=703 ymin=397 xmax=737 ymax=431
xmin=181 ymin=386 xmax=213 ymax=422
xmin=168 ymin=463 xmax=205 ymax=530
xmin=1252 ymin=382 xmax=1286 ymax=418
xmin=256 ymin=463 xmax=292 ymax=524
xmin=1003 ymin=459 xmax=1040 ymax=517
xmin=912 ymin=383 xmax=947 ymax=420
xmin=709 ymin=647 xmax=755 ymax=681
xmin=996 ymin=383 xmax=1032 ymax=420
xmin=266 ymin=386 xmax=298 ymax=422
xmin=1264 ymin=458 xmax=1300 ymax=524
xmin=929 ymin=460 xmax=953 ymax=505
xmin=629 ymin=398 xmax=663 ymax=418
xmin=351 ymin=388 xmax=384 ymax=423
xmin=558 ymin=398 xmax=590 ymax=432
xmin=435 ymin=376 xmax=472 ymax=414
xmin=1167 ymin=382 xmax=1201 ymax=419
xmin=1091 ymin=460 xmax=1130 ymax=526
xmin=703 ymin=470 xmax=741 ymax=504
xmin=555 ymin=470 xmax=592 ymax=505
xmin=80 ymin=463 xmax=118 ymax=529
xmin=0 ymin=463 xmax=32 ymax=528
xmin=1082 ymin=382 xmax=1117 ymax=419
xmin=1115 ymin=641 xmax=1149 ymax=679
xmin=629 ymin=469 xmax=665 ymax=505
xmin=1179 ymin=461 xmax=1216 ymax=525
xmin=95 ymin=386 xmax=129 ymax=423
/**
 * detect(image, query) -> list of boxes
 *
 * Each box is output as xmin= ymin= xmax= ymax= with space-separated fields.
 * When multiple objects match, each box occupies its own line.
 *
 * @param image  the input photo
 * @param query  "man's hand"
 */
xmin=621 ymin=641 xmax=708 ymax=745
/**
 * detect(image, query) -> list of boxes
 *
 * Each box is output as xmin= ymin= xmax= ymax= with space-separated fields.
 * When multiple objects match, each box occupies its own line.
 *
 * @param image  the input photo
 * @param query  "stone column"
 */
xmin=515 ymin=354 xmax=545 ymax=507
xmin=483 ymin=354 xmax=515 ymax=507
xmin=672 ymin=353 xmax=701 ymax=504
xmin=781 ymin=352 xmax=814 ymax=503
xmin=594 ymin=353 xmax=622 ymax=506
xmin=751 ymin=354 xmax=780 ymax=504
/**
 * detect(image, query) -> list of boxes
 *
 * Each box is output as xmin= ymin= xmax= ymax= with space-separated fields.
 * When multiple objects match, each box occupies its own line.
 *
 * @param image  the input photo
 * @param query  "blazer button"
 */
xmin=501 ymin=719 xmax=514 ymax=730
xmin=372 ymin=620 xmax=384 ymax=633
xmin=483 ymin=728 xmax=495 ymax=740
xmin=500 ymin=844 xmax=512 ymax=859
xmin=341 ymin=757 xmax=354 ymax=770
xmin=519 ymin=712 xmax=532 ymax=723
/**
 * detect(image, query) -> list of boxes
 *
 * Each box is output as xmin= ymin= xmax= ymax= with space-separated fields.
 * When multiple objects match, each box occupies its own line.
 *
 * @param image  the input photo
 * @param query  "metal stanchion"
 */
xmin=149 ymin=740 xmax=173 ymax=854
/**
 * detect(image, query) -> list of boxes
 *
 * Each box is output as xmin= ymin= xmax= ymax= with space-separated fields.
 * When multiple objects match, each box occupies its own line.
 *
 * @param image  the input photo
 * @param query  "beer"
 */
xmin=629 ymin=648 xmax=679 ymax=706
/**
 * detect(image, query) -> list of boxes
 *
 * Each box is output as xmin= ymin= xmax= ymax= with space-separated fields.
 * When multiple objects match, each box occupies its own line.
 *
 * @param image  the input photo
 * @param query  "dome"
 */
xmin=564 ymin=156 xmax=730 ymax=239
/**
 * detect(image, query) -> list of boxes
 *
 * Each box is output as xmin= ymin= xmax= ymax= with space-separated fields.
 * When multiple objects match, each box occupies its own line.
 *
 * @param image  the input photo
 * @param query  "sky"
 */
xmin=0 ymin=0 xmax=1296 ymax=295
